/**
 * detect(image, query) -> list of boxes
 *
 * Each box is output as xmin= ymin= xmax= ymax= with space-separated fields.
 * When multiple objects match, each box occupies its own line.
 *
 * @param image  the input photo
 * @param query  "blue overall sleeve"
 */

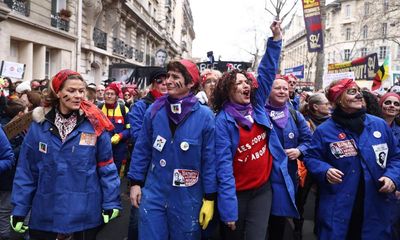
xmin=0 ymin=128 xmax=14 ymax=173
xmin=255 ymin=38 xmax=282 ymax=106
xmin=295 ymin=112 xmax=312 ymax=158
xmin=382 ymin=124 xmax=400 ymax=189
xmin=304 ymin=129 xmax=333 ymax=184
xmin=128 ymin=101 xmax=147 ymax=144
xmin=201 ymin=112 xmax=217 ymax=198
xmin=11 ymin=125 xmax=38 ymax=217
xmin=96 ymin=130 xmax=122 ymax=210
xmin=215 ymin=115 xmax=238 ymax=222
xmin=128 ymin=108 xmax=153 ymax=186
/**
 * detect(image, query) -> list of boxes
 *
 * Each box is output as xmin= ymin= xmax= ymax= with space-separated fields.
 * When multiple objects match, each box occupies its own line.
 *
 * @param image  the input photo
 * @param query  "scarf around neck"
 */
xmin=223 ymin=101 xmax=254 ymax=130
xmin=265 ymin=102 xmax=289 ymax=129
xmin=151 ymin=93 xmax=198 ymax=125
xmin=332 ymin=107 xmax=366 ymax=135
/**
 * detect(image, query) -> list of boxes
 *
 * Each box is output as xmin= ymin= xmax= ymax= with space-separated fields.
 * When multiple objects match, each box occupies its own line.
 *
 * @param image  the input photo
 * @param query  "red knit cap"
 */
xmin=327 ymin=78 xmax=357 ymax=102
xmin=179 ymin=59 xmax=200 ymax=84
xmin=379 ymin=92 xmax=400 ymax=107
xmin=105 ymin=82 xmax=121 ymax=97
xmin=52 ymin=69 xmax=81 ymax=93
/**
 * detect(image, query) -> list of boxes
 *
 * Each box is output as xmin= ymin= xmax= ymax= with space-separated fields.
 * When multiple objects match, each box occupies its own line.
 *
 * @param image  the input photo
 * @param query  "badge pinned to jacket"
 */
xmin=39 ymin=142 xmax=47 ymax=154
xmin=153 ymin=135 xmax=166 ymax=152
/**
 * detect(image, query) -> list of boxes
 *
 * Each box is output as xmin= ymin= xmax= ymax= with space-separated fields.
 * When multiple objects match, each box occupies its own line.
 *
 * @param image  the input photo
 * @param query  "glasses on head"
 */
xmin=346 ymin=88 xmax=361 ymax=95
xmin=383 ymin=100 xmax=400 ymax=107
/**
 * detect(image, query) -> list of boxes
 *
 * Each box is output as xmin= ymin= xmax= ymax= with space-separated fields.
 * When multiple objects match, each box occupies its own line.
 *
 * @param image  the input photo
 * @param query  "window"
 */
xmin=45 ymin=50 xmax=50 ymax=79
xmin=383 ymin=0 xmax=389 ymax=12
xmin=51 ymin=0 xmax=67 ymax=14
xmin=364 ymin=2 xmax=370 ymax=15
xmin=379 ymin=46 xmax=388 ymax=59
xmin=344 ymin=49 xmax=351 ymax=61
xmin=361 ymin=48 xmax=368 ymax=57
xmin=362 ymin=25 xmax=368 ymax=39
xmin=345 ymin=4 xmax=351 ymax=18
xmin=382 ymin=23 xmax=388 ymax=38
xmin=397 ymin=46 xmax=400 ymax=60
xmin=346 ymin=28 xmax=351 ymax=40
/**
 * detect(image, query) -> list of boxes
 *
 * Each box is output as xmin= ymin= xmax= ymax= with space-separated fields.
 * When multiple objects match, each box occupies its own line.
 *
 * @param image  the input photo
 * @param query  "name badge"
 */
xmin=329 ymin=140 xmax=358 ymax=159
xmin=79 ymin=133 xmax=97 ymax=146
xmin=372 ymin=143 xmax=388 ymax=168
xmin=39 ymin=142 xmax=47 ymax=154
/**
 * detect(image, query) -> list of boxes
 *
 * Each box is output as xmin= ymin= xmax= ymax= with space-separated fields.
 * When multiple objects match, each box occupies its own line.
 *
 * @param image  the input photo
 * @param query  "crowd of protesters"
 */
xmin=0 ymin=20 xmax=400 ymax=240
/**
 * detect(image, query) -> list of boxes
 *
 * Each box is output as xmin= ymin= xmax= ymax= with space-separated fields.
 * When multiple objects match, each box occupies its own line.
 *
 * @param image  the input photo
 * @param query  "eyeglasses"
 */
xmin=383 ymin=100 xmax=400 ymax=107
xmin=346 ymin=88 xmax=361 ymax=95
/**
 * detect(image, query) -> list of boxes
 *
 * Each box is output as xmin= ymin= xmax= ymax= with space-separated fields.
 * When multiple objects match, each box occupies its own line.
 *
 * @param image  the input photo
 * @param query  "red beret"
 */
xmin=105 ymin=82 xmax=121 ymax=96
xmin=180 ymin=59 xmax=200 ymax=84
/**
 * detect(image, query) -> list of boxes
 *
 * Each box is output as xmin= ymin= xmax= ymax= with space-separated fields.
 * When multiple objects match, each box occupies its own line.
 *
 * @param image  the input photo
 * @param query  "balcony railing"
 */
xmin=135 ymin=50 xmax=144 ymax=62
xmin=112 ymin=38 xmax=134 ymax=59
xmin=4 ymin=0 xmax=30 ymax=16
xmin=50 ymin=14 xmax=70 ymax=32
xmin=93 ymin=28 xmax=107 ymax=50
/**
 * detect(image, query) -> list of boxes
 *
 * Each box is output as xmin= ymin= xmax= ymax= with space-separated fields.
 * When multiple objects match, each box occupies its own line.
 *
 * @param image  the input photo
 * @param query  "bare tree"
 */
xmin=265 ymin=0 xmax=299 ymax=22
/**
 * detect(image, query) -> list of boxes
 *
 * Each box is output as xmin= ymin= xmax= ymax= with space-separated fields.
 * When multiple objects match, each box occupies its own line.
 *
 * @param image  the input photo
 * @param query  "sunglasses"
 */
xmin=383 ymin=100 xmax=400 ymax=107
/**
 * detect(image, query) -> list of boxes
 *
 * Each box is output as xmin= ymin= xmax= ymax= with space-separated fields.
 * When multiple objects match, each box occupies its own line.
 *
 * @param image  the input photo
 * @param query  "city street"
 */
xmin=97 ymin=178 xmax=317 ymax=240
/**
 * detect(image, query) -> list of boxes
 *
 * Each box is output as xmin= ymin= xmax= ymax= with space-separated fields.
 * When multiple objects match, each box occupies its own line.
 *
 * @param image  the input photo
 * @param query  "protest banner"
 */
xmin=328 ymin=53 xmax=379 ymax=80
xmin=302 ymin=0 xmax=324 ymax=52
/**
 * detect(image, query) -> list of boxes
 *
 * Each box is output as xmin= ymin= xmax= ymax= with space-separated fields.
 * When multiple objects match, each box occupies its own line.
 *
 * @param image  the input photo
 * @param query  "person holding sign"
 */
xmin=128 ymin=60 xmax=217 ymax=240
xmin=10 ymin=69 xmax=121 ymax=240
xmin=304 ymin=78 xmax=400 ymax=239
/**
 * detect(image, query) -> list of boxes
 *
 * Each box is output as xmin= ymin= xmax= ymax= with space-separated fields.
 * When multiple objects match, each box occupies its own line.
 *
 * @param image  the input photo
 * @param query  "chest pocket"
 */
xmin=68 ymin=132 xmax=97 ymax=170
xmin=178 ymin=138 xmax=201 ymax=168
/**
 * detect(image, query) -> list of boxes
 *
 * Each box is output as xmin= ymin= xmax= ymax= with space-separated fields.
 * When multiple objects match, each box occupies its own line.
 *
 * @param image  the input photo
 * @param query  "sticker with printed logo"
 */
xmin=39 ymin=142 xmax=47 ymax=154
xmin=329 ymin=140 xmax=358 ymax=159
xmin=372 ymin=143 xmax=388 ymax=168
xmin=79 ymin=133 xmax=97 ymax=146
xmin=171 ymin=103 xmax=182 ymax=114
xmin=172 ymin=169 xmax=199 ymax=187
xmin=153 ymin=135 xmax=166 ymax=152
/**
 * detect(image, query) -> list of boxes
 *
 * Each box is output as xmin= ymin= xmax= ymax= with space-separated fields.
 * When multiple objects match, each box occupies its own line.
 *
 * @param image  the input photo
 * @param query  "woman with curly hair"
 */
xmin=214 ymin=22 xmax=298 ymax=240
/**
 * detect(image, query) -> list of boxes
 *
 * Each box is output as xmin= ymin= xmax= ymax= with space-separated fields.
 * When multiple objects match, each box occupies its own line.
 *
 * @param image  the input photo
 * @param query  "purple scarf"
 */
xmin=223 ymin=101 xmax=254 ymax=129
xmin=265 ymin=102 xmax=289 ymax=129
xmin=151 ymin=93 xmax=198 ymax=125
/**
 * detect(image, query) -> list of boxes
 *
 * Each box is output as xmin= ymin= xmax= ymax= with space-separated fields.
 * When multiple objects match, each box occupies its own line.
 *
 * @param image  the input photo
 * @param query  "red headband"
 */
xmin=327 ymin=78 xmax=357 ymax=102
xmin=52 ymin=69 xmax=81 ymax=93
xmin=379 ymin=92 xmax=400 ymax=106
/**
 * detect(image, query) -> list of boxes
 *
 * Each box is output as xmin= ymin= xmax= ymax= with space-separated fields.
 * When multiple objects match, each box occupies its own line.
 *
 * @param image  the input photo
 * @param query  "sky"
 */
xmin=190 ymin=0 xmax=335 ymax=62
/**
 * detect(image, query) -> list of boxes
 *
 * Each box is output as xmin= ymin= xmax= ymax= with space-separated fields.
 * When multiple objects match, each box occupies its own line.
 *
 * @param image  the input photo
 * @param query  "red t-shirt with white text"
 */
xmin=233 ymin=123 xmax=273 ymax=191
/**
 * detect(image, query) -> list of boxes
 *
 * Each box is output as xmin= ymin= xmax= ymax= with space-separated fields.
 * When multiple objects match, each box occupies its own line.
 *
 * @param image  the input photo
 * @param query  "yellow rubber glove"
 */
xmin=10 ymin=216 xmax=28 ymax=233
xmin=111 ymin=134 xmax=121 ymax=145
xmin=102 ymin=209 xmax=120 ymax=223
xmin=199 ymin=199 xmax=214 ymax=230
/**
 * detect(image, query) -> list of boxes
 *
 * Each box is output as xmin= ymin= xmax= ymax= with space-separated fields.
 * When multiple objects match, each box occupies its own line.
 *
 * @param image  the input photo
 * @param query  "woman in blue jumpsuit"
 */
xmin=379 ymin=92 xmax=400 ymax=239
xmin=128 ymin=60 xmax=217 ymax=240
xmin=215 ymin=22 xmax=298 ymax=240
xmin=265 ymin=77 xmax=312 ymax=240
xmin=304 ymin=78 xmax=400 ymax=240
xmin=11 ymin=70 xmax=121 ymax=240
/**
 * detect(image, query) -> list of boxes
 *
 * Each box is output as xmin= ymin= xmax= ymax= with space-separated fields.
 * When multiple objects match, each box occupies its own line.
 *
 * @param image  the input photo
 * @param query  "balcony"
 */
xmin=4 ymin=0 xmax=29 ymax=16
xmin=112 ymin=38 xmax=134 ymax=59
xmin=93 ymin=27 xmax=107 ymax=50
xmin=50 ymin=14 xmax=70 ymax=32
xmin=135 ymin=50 xmax=144 ymax=62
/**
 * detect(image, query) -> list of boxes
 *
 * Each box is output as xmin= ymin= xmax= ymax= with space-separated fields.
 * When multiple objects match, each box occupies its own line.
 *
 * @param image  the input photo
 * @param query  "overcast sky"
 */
xmin=190 ymin=0 xmax=335 ymax=62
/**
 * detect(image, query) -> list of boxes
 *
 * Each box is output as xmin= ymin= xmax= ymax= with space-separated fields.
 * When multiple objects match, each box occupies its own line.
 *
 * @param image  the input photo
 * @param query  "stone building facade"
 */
xmin=0 ymin=0 xmax=195 ymax=84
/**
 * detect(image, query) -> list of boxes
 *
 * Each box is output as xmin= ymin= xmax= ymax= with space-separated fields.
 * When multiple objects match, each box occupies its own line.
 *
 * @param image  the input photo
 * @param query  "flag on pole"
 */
xmin=371 ymin=56 xmax=390 ymax=91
